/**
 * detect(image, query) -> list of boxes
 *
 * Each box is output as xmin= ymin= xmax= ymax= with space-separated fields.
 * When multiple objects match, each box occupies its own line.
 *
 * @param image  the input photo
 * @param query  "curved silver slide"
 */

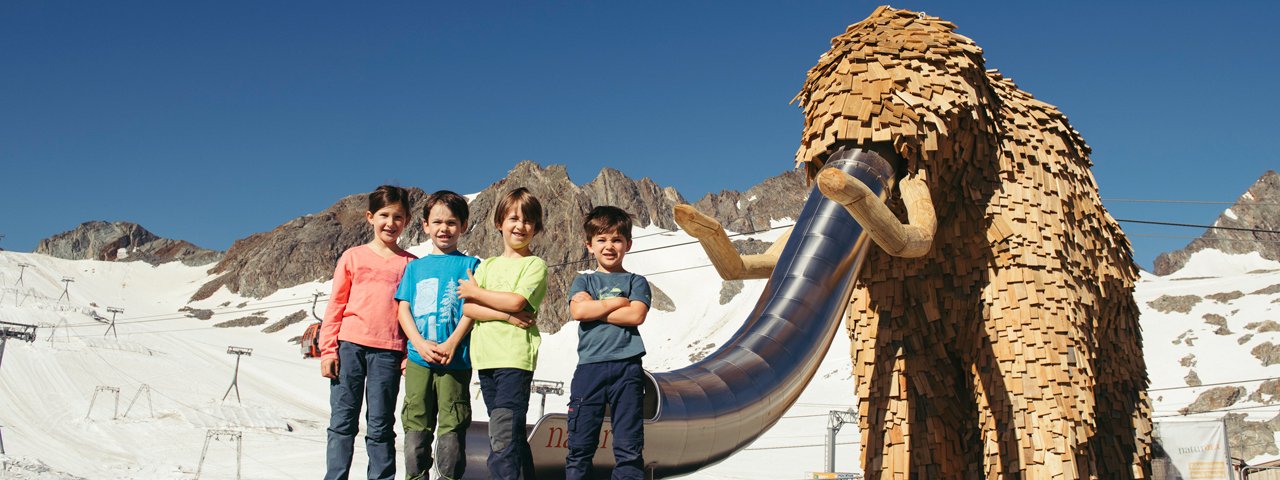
xmin=459 ymin=147 xmax=897 ymax=478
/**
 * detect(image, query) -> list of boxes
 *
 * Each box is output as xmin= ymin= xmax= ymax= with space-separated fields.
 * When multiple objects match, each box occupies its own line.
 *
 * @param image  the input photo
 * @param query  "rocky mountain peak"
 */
xmin=35 ymin=221 xmax=221 ymax=266
xmin=1154 ymin=171 xmax=1280 ymax=275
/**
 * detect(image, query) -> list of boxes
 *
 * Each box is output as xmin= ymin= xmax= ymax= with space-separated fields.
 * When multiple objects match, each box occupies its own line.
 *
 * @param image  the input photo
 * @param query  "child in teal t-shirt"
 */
xmin=394 ymin=191 xmax=480 ymax=480
xmin=458 ymin=187 xmax=548 ymax=479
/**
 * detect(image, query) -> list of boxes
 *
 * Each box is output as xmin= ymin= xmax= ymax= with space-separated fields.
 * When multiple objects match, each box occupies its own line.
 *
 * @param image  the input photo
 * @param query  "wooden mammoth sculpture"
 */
xmin=676 ymin=6 xmax=1150 ymax=479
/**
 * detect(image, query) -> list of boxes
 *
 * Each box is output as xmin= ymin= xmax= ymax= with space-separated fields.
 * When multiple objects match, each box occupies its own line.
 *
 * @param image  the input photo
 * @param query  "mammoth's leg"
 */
xmin=817 ymin=167 xmax=936 ymax=258
xmin=849 ymin=281 xmax=982 ymax=480
xmin=672 ymin=204 xmax=791 ymax=280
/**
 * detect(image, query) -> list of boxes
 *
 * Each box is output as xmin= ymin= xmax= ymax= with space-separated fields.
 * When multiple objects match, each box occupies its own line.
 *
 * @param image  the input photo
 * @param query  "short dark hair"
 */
xmin=493 ymin=187 xmax=543 ymax=233
xmin=583 ymin=205 xmax=634 ymax=241
xmin=424 ymin=190 xmax=470 ymax=225
xmin=368 ymin=185 xmax=411 ymax=214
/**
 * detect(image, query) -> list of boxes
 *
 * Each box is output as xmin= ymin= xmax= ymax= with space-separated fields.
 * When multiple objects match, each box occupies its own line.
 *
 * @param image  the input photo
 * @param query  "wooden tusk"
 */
xmin=816 ymin=168 xmax=935 ymax=258
xmin=673 ymin=204 xmax=782 ymax=280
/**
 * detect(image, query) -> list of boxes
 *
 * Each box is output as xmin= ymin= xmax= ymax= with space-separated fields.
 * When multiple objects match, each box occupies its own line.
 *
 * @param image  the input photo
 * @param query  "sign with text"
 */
xmin=529 ymin=413 xmax=619 ymax=468
xmin=1157 ymin=421 xmax=1233 ymax=480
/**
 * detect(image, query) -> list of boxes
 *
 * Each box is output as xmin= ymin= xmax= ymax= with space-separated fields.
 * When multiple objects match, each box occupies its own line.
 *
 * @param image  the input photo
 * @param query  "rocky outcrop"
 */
xmin=1226 ymin=413 xmax=1280 ymax=460
xmin=1154 ymin=171 xmax=1280 ymax=275
xmin=1249 ymin=379 xmax=1280 ymax=404
xmin=1147 ymin=295 xmax=1201 ymax=314
xmin=1253 ymin=342 xmax=1280 ymax=366
xmin=691 ymin=168 xmax=808 ymax=235
xmin=1184 ymin=370 xmax=1201 ymax=387
xmin=1178 ymin=386 xmax=1245 ymax=414
xmin=36 ymin=221 xmax=220 ymax=266
xmin=1207 ymin=291 xmax=1244 ymax=303
xmin=263 ymin=310 xmax=310 ymax=334
xmin=1203 ymin=314 xmax=1231 ymax=335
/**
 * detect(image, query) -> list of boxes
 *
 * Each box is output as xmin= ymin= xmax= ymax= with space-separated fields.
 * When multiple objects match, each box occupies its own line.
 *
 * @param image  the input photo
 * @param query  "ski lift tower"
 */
xmin=15 ymin=263 xmax=30 ymax=286
xmin=0 ymin=320 xmax=37 ymax=371
xmin=105 ymin=307 xmax=124 ymax=339
xmin=222 ymin=346 xmax=253 ymax=403
xmin=824 ymin=409 xmax=858 ymax=474
xmin=57 ymin=276 xmax=74 ymax=302
xmin=530 ymin=379 xmax=565 ymax=417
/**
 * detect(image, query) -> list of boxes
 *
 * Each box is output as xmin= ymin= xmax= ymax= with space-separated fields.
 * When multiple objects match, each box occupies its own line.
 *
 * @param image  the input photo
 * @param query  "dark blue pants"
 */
xmin=565 ymin=357 xmax=645 ymax=480
xmin=479 ymin=368 xmax=536 ymax=480
xmin=325 ymin=341 xmax=403 ymax=480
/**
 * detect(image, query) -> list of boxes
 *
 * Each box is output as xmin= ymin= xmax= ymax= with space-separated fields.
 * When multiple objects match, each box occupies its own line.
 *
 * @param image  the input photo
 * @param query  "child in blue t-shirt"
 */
xmin=565 ymin=206 xmax=652 ymax=480
xmin=394 ymin=190 xmax=481 ymax=480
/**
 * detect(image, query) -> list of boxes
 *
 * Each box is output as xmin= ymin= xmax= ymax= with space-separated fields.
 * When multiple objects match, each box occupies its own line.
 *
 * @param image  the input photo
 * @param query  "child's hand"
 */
xmin=432 ymin=341 xmax=457 ymax=366
xmin=457 ymin=270 xmax=479 ymax=300
xmin=320 ymin=357 xmax=339 ymax=379
xmin=505 ymin=310 xmax=533 ymax=329
xmin=571 ymin=291 xmax=592 ymax=303
xmin=412 ymin=338 xmax=443 ymax=364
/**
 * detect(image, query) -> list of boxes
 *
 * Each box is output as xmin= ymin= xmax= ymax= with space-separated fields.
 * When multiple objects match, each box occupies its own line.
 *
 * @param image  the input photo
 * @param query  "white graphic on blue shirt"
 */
xmin=439 ymin=279 xmax=459 ymax=341
xmin=412 ymin=278 xmax=440 ymax=341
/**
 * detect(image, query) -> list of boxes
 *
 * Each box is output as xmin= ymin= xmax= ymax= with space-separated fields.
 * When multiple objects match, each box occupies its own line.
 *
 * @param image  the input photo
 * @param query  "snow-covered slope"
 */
xmin=1139 ymin=250 xmax=1280 ymax=463
xmin=11 ymin=227 xmax=1274 ymax=478
xmin=0 ymin=223 xmax=866 ymax=479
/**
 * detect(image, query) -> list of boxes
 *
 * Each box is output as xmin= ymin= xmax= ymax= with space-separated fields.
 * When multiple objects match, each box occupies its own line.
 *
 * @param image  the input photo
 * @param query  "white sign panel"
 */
xmin=1158 ymin=421 xmax=1232 ymax=480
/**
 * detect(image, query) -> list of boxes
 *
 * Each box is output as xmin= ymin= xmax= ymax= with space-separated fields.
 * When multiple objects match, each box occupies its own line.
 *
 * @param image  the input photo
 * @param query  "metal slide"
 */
xmin=458 ymin=147 xmax=897 ymax=478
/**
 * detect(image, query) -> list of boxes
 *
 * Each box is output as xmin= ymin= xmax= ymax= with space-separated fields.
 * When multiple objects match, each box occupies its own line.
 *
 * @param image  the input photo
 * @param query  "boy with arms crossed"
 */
xmin=565 ymin=206 xmax=651 ymax=480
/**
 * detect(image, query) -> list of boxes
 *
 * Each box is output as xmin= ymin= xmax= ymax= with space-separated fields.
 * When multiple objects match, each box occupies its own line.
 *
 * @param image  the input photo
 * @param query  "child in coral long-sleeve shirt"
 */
xmin=319 ymin=185 xmax=417 ymax=480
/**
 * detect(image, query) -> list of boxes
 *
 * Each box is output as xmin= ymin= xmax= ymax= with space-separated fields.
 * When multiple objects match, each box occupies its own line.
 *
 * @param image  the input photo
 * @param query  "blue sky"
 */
xmin=1 ymin=1 xmax=1276 ymax=270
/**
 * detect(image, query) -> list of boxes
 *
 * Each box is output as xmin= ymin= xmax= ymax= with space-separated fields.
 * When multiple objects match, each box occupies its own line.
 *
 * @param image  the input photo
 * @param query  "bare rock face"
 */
xmin=1226 ymin=413 xmax=1280 ymax=460
xmin=692 ymin=168 xmax=808 ymax=235
xmin=1184 ymin=370 xmax=1201 ymax=387
xmin=1203 ymin=314 xmax=1231 ymax=335
xmin=1147 ymin=295 xmax=1202 ymax=314
xmin=35 ymin=221 xmax=221 ymax=266
xmin=1249 ymin=379 xmax=1280 ymax=404
xmin=1155 ymin=171 xmax=1280 ymax=275
xmin=1178 ymin=386 xmax=1246 ymax=414
xmin=1254 ymin=342 xmax=1280 ymax=366
xmin=649 ymin=284 xmax=676 ymax=312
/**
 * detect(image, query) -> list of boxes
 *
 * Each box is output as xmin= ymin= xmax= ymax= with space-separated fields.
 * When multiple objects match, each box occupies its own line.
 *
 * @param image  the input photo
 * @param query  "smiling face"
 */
xmin=366 ymin=203 xmax=408 ymax=247
xmin=425 ymin=203 xmax=467 ymax=254
xmin=587 ymin=229 xmax=631 ymax=273
xmin=498 ymin=202 xmax=539 ymax=255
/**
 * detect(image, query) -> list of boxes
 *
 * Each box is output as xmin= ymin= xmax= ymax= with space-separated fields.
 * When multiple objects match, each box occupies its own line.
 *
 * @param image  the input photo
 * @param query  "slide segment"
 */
xmin=461 ymin=147 xmax=897 ymax=478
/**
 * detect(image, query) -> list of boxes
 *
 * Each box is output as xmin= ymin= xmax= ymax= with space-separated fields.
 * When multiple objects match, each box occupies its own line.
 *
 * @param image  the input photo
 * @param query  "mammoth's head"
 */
xmin=792 ymin=6 xmax=998 ymax=188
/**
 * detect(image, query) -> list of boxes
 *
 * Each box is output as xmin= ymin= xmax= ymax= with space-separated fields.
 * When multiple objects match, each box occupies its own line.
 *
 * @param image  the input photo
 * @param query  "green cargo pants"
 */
xmin=402 ymin=361 xmax=472 ymax=480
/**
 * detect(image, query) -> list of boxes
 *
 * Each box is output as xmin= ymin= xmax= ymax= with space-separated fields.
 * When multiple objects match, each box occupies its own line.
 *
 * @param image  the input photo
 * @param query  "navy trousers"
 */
xmin=325 ymin=341 xmax=403 ymax=480
xmin=565 ymin=357 xmax=645 ymax=480
xmin=479 ymin=368 xmax=537 ymax=479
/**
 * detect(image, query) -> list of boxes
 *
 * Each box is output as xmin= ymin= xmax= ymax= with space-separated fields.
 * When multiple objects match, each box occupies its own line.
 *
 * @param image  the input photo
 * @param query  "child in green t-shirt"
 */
xmin=458 ymin=187 xmax=547 ymax=479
